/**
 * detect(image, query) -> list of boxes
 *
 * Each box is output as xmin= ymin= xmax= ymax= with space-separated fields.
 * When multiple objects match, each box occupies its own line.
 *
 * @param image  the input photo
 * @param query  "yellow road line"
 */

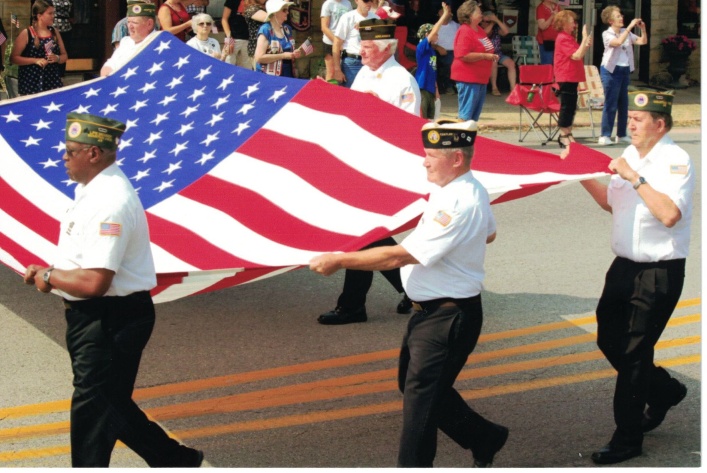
xmin=1 ymin=307 xmax=698 ymax=421
xmin=0 ymin=334 xmax=699 ymax=444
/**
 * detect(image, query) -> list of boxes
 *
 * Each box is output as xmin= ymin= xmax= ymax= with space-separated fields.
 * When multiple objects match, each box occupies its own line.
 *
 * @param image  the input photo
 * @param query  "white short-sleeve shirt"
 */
xmin=103 ymin=31 xmax=158 ymax=74
xmin=351 ymin=55 xmax=421 ymax=116
xmin=401 ymin=171 xmax=496 ymax=301
xmin=54 ymin=163 xmax=157 ymax=300
xmin=607 ymin=135 xmax=695 ymax=262
xmin=333 ymin=9 xmax=378 ymax=55
xmin=321 ymin=0 xmax=352 ymax=46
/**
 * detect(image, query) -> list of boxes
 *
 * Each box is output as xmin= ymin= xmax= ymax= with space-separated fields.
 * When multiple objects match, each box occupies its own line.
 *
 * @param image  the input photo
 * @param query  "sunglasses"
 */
xmin=198 ymin=22 xmax=213 ymax=27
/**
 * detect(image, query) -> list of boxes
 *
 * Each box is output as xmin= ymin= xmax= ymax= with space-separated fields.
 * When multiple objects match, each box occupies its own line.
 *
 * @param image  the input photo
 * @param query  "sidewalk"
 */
xmin=437 ymin=82 xmax=702 ymax=135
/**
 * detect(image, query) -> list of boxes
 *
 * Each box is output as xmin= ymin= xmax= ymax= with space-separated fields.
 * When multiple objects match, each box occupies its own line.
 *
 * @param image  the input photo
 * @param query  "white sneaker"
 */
xmin=597 ymin=136 xmax=613 ymax=146
xmin=617 ymin=135 xmax=632 ymax=144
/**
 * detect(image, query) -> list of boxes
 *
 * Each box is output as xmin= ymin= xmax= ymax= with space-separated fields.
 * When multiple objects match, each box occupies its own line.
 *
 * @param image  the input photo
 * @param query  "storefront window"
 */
xmin=678 ymin=0 xmax=700 ymax=38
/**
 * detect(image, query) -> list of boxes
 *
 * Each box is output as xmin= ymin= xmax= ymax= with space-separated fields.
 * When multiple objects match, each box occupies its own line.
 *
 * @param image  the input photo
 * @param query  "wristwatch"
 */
xmin=633 ymin=176 xmax=646 ymax=190
xmin=43 ymin=267 xmax=54 ymax=286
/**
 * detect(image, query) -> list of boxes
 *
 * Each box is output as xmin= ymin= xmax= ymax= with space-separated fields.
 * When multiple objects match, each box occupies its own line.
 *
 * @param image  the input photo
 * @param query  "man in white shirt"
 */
xmin=102 ymin=2 xmax=158 ymax=76
xmin=331 ymin=0 xmax=378 ymax=87
xmin=311 ymin=119 xmax=508 ymax=467
xmin=23 ymin=113 xmax=203 ymax=467
xmin=580 ymin=91 xmax=695 ymax=465
xmin=435 ymin=3 xmax=459 ymax=94
xmin=316 ymin=19 xmax=421 ymax=326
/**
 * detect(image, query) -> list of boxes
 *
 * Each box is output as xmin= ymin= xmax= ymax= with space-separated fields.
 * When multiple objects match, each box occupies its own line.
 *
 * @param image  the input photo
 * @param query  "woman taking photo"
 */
xmin=553 ymin=9 xmax=591 ymax=154
xmin=597 ymin=6 xmax=647 ymax=145
xmin=254 ymin=0 xmax=302 ymax=77
xmin=452 ymin=0 xmax=498 ymax=121
xmin=158 ymin=0 xmax=192 ymax=42
xmin=11 ymin=0 xmax=67 ymax=96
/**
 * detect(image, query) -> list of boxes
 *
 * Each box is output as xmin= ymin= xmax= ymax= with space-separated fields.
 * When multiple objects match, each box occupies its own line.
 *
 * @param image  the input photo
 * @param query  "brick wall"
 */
xmin=1 ymin=1 xmax=31 ymax=42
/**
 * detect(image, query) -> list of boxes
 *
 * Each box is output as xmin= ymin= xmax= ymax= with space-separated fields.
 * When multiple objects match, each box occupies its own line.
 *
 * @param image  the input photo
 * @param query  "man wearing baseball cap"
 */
xmin=311 ymin=119 xmax=508 ymax=467
xmin=579 ymin=91 xmax=695 ymax=464
xmin=24 ymin=113 xmax=203 ymax=467
xmin=102 ymin=1 xmax=159 ymax=76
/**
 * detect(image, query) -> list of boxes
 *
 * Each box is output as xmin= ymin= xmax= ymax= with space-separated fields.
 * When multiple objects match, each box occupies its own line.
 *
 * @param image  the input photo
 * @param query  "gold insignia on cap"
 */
xmin=132 ymin=5 xmax=142 ymax=13
xmin=67 ymin=122 xmax=82 ymax=139
xmin=427 ymin=130 xmax=440 ymax=144
xmin=633 ymin=93 xmax=649 ymax=108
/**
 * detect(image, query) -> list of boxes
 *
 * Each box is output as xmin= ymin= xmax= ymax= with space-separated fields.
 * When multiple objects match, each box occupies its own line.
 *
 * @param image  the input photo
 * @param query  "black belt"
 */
xmin=342 ymin=52 xmax=362 ymax=60
xmin=411 ymin=295 xmax=480 ymax=313
xmin=63 ymin=291 xmax=151 ymax=310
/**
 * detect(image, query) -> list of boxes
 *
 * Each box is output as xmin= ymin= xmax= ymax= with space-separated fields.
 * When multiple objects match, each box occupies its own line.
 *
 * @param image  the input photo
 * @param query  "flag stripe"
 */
xmin=206 ymin=152 xmax=415 ymax=235
xmin=237 ymin=129 xmax=425 ymax=215
xmin=0 ymin=176 xmax=59 ymax=245
xmin=288 ymin=81 xmax=426 ymax=156
xmin=179 ymin=174 xmax=363 ymax=251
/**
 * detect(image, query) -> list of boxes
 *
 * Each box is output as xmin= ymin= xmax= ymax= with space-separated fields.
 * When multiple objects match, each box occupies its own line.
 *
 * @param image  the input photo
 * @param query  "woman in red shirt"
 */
xmin=536 ymin=0 xmax=561 ymax=64
xmin=451 ymin=0 xmax=498 ymax=121
xmin=158 ymin=0 xmax=193 ymax=42
xmin=553 ymin=10 xmax=591 ymax=152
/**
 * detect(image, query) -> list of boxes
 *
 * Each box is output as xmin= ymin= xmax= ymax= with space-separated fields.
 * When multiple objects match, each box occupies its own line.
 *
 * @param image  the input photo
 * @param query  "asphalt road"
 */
xmin=0 ymin=128 xmax=701 ymax=468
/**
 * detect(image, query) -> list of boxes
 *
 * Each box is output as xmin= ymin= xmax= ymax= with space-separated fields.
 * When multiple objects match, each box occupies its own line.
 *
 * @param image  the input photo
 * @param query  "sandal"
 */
xmin=492 ymin=89 xmax=501 ymax=96
xmin=557 ymin=133 xmax=574 ymax=149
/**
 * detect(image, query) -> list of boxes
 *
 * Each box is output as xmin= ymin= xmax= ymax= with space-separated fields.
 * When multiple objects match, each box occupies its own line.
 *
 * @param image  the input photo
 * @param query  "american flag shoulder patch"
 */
xmin=670 ymin=164 xmax=688 ymax=175
xmin=401 ymin=93 xmax=414 ymax=103
xmin=99 ymin=222 xmax=122 ymax=236
xmin=433 ymin=210 xmax=452 ymax=227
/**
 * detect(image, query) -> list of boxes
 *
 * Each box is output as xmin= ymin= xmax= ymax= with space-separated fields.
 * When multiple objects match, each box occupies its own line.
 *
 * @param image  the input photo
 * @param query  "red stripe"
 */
xmin=0 ymin=176 xmax=60 ymax=244
xmin=291 ymin=80 xmax=426 ymax=155
xmin=237 ymin=129 xmax=424 ymax=215
xmin=0 ymin=231 xmax=49 ymax=269
xmin=490 ymin=182 xmax=557 ymax=205
xmin=179 ymin=175 xmax=360 ymax=251
xmin=473 ymin=138 xmax=611 ymax=176
xmin=146 ymin=213 xmax=258 ymax=270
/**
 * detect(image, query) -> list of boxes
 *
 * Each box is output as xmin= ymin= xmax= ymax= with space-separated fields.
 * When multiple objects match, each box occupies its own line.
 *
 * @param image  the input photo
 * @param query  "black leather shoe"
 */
xmin=473 ymin=422 xmax=509 ymax=467
xmin=397 ymin=294 xmax=412 ymax=314
xmin=642 ymin=382 xmax=687 ymax=432
xmin=591 ymin=443 xmax=641 ymax=464
xmin=317 ymin=306 xmax=367 ymax=325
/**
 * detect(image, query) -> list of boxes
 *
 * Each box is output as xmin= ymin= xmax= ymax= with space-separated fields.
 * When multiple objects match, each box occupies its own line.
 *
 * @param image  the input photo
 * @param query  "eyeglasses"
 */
xmin=362 ymin=0 xmax=374 ymax=3
xmin=64 ymin=144 xmax=92 ymax=158
xmin=198 ymin=22 xmax=212 ymax=27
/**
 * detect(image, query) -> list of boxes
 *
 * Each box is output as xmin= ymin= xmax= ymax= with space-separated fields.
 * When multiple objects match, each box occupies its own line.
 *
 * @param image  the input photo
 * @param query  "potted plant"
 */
xmin=661 ymin=34 xmax=697 ymax=88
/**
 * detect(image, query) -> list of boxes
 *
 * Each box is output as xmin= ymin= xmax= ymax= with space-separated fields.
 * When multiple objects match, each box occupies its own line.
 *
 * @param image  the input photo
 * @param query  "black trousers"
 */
xmin=65 ymin=291 xmax=193 ymax=467
xmin=336 ymin=237 xmax=404 ymax=309
xmin=397 ymin=296 xmax=496 ymax=467
xmin=556 ymin=81 xmax=579 ymax=128
xmin=595 ymin=257 xmax=686 ymax=447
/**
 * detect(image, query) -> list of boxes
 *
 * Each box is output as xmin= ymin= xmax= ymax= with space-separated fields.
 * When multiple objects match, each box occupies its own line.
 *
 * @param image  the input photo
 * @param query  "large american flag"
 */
xmin=0 ymin=32 xmax=610 ymax=303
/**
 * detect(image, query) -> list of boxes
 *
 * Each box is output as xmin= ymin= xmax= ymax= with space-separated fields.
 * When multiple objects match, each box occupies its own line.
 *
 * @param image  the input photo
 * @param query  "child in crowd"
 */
xmin=415 ymin=2 xmax=452 ymax=119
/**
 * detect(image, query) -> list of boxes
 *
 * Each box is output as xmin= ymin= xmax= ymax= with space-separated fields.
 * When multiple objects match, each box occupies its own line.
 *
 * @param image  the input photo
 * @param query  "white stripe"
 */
xmin=148 ymin=194 xmax=330 ymax=266
xmin=209 ymin=152 xmax=428 ymax=236
xmin=0 ymin=208 xmax=58 ymax=266
xmin=475 ymin=170 xmax=610 ymax=196
xmin=152 ymin=269 xmax=241 ymax=303
xmin=0 ymin=135 xmax=73 ymax=218
xmin=150 ymin=242 xmax=199 ymax=273
xmin=262 ymin=102 xmax=433 ymax=194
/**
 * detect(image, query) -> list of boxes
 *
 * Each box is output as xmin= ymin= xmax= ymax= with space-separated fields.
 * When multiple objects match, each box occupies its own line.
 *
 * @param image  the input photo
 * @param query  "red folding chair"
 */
xmin=505 ymin=65 xmax=560 ymax=145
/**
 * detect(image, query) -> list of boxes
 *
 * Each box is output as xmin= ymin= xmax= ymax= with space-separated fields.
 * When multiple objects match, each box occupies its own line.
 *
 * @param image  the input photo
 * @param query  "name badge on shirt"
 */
xmin=99 ymin=222 xmax=122 ymax=237
xmin=670 ymin=164 xmax=688 ymax=175
xmin=433 ymin=210 xmax=452 ymax=227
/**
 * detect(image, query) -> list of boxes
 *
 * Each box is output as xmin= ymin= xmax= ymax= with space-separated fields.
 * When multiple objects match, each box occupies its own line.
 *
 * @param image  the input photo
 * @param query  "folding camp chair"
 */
xmin=505 ymin=64 xmax=560 ymax=145
xmin=577 ymin=65 xmax=605 ymax=139
xmin=512 ymin=36 xmax=541 ymax=65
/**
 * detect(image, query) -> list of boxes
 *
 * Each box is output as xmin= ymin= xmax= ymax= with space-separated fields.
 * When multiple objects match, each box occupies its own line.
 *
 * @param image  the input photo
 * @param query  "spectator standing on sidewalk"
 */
xmin=435 ymin=3 xmax=459 ymax=94
xmin=222 ymin=0 xmax=253 ymax=68
xmin=320 ymin=0 xmax=352 ymax=81
xmin=596 ymin=6 xmax=647 ymax=146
